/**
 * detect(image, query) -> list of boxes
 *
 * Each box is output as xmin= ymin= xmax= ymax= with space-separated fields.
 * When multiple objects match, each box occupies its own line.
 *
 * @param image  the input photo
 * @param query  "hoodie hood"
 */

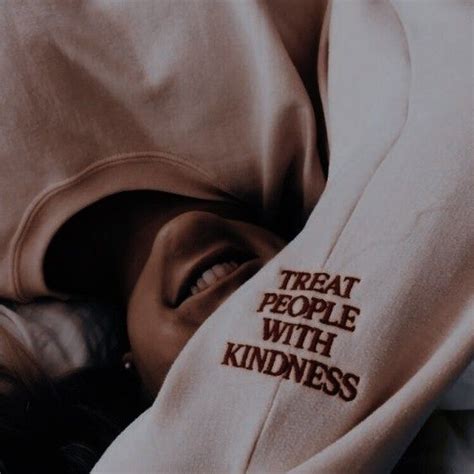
xmin=0 ymin=0 xmax=327 ymax=300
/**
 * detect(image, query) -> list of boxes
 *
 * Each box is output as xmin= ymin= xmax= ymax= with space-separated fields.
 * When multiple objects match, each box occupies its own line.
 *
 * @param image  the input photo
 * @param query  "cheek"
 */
xmin=128 ymin=307 xmax=197 ymax=394
xmin=231 ymin=221 xmax=285 ymax=258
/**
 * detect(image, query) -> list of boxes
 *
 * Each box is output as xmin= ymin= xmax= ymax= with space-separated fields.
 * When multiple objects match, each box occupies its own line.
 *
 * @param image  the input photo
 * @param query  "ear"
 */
xmin=122 ymin=352 xmax=134 ymax=370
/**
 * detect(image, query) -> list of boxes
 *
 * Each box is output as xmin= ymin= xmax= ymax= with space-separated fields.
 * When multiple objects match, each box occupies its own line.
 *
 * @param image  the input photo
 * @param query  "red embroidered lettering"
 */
xmin=257 ymin=292 xmax=278 ymax=312
xmin=306 ymin=328 xmax=337 ymax=357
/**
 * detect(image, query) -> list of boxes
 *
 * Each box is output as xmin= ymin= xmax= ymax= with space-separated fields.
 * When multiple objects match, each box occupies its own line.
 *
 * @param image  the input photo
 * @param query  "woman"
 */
xmin=0 ymin=189 xmax=287 ymax=472
xmin=1 ymin=1 xmax=323 ymax=470
xmin=45 ymin=190 xmax=286 ymax=396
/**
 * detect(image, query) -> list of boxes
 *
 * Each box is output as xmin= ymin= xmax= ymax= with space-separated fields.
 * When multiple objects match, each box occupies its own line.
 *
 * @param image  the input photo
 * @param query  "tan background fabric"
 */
xmin=0 ymin=0 xmax=326 ymax=300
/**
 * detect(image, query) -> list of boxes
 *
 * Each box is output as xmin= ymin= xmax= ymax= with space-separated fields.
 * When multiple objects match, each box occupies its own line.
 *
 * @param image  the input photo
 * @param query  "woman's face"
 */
xmin=126 ymin=196 xmax=285 ymax=395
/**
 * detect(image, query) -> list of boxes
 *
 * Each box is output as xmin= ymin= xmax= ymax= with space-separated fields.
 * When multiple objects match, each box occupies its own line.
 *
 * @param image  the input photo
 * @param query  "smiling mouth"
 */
xmin=190 ymin=260 xmax=240 ymax=296
xmin=175 ymin=247 xmax=255 ymax=306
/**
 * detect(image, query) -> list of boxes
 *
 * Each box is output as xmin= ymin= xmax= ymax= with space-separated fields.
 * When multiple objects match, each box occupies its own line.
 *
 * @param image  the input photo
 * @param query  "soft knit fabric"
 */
xmin=0 ymin=0 xmax=326 ymax=301
xmin=1 ymin=0 xmax=472 ymax=472
xmin=93 ymin=1 xmax=473 ymax=472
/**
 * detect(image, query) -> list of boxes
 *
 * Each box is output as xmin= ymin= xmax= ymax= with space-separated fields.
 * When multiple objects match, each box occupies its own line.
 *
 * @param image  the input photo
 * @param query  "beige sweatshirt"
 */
xmin=93 ymin=0 xmax=473 ymax=472
xmin=0 ymin=0 xmax=326 ymax=301
xmin=1 ymin=0 xmax=472 ymax=472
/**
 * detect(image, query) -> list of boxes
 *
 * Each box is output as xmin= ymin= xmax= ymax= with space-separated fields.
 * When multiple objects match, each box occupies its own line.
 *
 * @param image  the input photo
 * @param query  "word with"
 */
xmin=261 ymin=317 xmax=336 ymax=357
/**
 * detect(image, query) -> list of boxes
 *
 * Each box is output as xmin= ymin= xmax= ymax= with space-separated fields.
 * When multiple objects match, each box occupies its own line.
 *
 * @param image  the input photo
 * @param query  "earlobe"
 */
xmin=122 ymin=352 xmax=134 ymax=371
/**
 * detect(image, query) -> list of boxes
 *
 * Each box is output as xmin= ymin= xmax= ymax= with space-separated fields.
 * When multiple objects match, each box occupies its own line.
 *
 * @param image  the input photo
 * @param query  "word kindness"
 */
xmin=221 ymin=270 xmax=363 ymax=402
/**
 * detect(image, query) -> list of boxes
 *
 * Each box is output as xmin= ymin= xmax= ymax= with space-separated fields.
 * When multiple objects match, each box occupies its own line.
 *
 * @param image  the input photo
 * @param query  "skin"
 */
xmin=45 ymin=191 xmax=285 ymax=397
xmin=123 ymin=196 xmax=285 ymax=396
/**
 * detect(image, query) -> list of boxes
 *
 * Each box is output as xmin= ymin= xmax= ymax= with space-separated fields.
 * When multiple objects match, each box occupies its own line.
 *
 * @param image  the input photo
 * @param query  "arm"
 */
xmin=94 ymin=1 xmax=473 ymax=472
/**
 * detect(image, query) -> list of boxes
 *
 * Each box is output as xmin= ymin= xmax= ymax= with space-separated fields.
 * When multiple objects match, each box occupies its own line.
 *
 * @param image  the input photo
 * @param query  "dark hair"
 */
xmin=0 ymin=326 xmax=148 ymax=474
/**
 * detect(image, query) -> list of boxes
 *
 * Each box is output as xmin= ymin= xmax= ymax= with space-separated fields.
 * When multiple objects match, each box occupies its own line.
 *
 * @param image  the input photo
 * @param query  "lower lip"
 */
xmin=179 ymin=258 xmax=263 ymax=312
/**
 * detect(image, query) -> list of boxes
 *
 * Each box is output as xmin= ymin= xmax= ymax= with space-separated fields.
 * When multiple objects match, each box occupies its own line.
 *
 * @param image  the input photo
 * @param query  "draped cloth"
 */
xmin=0 ymin=0 xmax=326 ymax=301
xmin=94 ymin=1 xmax=473 ymax=472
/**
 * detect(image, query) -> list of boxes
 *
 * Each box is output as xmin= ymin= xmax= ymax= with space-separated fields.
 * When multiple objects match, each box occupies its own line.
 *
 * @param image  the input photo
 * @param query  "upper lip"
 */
xmin=172 ymin=245 xmax=255 ymax=307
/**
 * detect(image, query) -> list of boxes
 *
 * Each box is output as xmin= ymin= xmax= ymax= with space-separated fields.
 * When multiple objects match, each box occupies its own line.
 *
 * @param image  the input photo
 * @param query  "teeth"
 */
xmin=196 ymin=278 xmax=208 ymax=290
xmin=212 ymin=264 xmax=227 ymax=277
xmin=189 ymin=260 xmax=240 ymax=296
xmin=202 ymin=269 xmax=218 ymax=285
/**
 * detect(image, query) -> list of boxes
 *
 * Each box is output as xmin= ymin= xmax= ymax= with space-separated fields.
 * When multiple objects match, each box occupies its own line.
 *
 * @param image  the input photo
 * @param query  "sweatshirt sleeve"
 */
xmin=93 ymin=1 xmax=473 ymax=472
